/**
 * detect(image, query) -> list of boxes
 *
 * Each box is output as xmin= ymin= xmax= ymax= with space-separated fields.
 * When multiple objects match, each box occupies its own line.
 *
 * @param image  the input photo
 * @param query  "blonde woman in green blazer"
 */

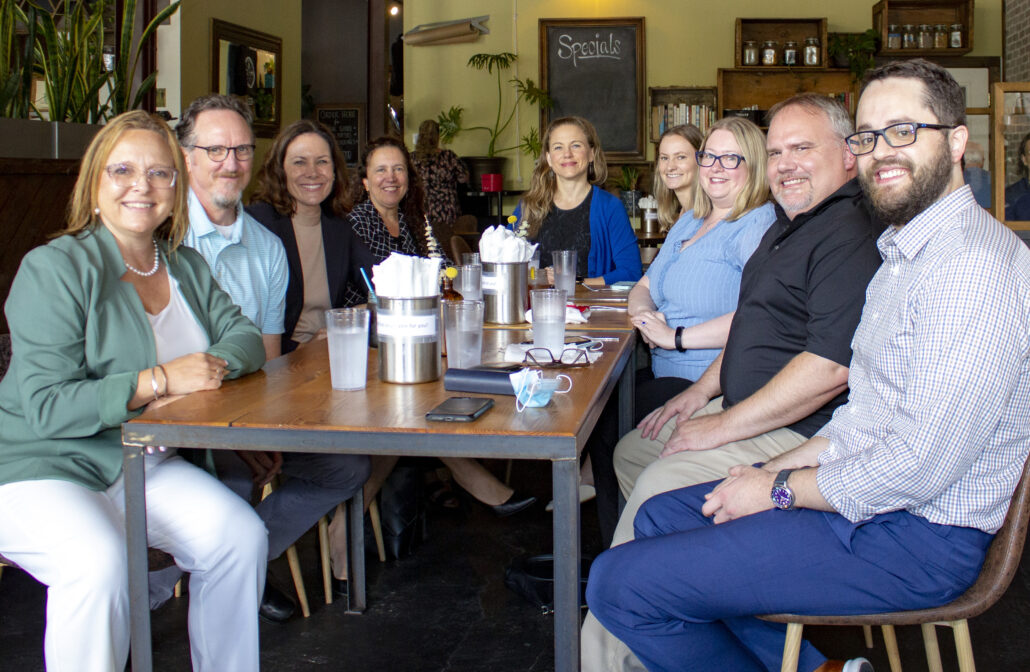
xmin=0 ymin=111 xmax=268 ymax=672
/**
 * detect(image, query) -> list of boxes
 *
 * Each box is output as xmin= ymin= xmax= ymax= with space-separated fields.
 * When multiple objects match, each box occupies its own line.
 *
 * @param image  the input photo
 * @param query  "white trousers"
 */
xmin=0 ymin=454 xmax=268 ymax=672
xmin=581 ymin=398 xmax=806 ymax=672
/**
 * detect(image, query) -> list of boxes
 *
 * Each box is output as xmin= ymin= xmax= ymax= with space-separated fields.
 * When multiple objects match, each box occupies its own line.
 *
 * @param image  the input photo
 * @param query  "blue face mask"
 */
xmin=510 ymin=369 xmax=573 ymax=411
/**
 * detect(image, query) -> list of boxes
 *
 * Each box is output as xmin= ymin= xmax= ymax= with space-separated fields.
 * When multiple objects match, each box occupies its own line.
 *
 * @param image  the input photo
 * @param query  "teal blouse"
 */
xmin=0 ymin=225 xmax=265 ymax=490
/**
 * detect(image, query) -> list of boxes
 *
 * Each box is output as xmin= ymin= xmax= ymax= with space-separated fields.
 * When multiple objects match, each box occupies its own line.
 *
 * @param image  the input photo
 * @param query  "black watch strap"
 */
xmin=675 ymin=326 xmax=686 ymax=352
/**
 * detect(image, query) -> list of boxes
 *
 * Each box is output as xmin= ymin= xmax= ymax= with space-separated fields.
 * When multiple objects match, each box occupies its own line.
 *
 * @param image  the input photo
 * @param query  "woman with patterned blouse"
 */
xmin=414 ymin=119 xmax=469 ymax=229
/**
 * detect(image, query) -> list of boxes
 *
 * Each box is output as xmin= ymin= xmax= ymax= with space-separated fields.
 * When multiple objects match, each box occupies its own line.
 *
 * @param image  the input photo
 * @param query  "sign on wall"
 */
xmin=315 ymin=104 xmax=365 ymax=166
xmin=540 ymin=18 xmax=646 ymax=161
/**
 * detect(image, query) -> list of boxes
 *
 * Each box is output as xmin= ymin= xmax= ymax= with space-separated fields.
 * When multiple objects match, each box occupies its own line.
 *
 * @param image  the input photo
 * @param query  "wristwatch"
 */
xmin=770 ymin=469 xmax=796 ymax=510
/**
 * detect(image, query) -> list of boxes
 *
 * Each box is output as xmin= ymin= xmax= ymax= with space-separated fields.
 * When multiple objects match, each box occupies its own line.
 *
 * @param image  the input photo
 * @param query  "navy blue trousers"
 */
xmin=586 ymin=480 xmax=992 ymax=672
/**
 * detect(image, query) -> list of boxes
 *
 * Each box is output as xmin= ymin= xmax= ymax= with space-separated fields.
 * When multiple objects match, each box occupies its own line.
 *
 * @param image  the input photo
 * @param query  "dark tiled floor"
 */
xmin=3 ymin=459 xmax=1030 ymax=671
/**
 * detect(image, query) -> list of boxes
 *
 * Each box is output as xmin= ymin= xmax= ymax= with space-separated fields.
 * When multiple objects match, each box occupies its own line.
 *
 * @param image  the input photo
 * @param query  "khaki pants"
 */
xmin=581 ymin=397 xmax=806 ymax=672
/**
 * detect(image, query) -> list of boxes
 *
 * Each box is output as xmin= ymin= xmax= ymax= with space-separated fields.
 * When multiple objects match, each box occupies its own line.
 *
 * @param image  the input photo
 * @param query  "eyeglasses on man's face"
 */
xmin=695 ymin=151 xmax=745 ymax=170
xmin=190 ymin=144 xmax=256 ymax=162
xmin=104 ymin=163 xmax=177 ymax=189
xmin=845 ymin=122 xmax=956 ymax=156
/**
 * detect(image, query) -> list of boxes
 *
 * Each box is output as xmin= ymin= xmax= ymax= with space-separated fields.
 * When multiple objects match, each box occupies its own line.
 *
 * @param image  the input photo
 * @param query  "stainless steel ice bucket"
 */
xmin=375 ymin=295 xmax=441 ymax=383
xmin=482 ymin=261 xmax=528 ymax=325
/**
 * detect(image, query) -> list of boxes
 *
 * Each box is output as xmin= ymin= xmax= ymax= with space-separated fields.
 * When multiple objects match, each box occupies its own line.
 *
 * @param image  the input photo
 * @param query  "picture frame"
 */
xmin=211 ymin=19 xmax=282 ymax=139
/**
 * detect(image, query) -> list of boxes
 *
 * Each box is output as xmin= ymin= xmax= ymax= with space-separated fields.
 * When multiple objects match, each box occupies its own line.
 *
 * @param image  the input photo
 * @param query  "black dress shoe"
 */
xmin=490 ymin=492 xmax=537 ymax=517
xmin=331 ymin=576 xmax=349 ymax=600
xmin=259 ymin=583 xmax=296 ymax=623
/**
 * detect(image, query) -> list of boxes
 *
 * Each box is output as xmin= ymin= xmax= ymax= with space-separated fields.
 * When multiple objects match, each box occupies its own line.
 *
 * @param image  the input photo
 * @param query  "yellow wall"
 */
xmin=405 ymin=0 xmax=1002 ymax=188
xmin=178 ymin=0 xmax=302 ymax=157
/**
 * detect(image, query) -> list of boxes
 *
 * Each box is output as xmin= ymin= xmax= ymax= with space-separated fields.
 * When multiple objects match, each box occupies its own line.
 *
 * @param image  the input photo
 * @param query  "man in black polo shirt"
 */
xmin=581 ymin=93 xmax=884 ymax=672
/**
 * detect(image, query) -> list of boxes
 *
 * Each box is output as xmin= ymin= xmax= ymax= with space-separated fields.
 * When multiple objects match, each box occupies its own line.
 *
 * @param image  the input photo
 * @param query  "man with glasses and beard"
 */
xmin=147 ymin=95 xmax=370 ymax=624
xmin=587 ymin=59 xmax=1030 ymax=672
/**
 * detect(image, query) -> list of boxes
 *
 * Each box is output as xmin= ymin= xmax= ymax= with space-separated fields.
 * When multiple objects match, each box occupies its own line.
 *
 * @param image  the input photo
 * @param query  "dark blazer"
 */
xmin=247 ymin=200 xmax=375 ymax=354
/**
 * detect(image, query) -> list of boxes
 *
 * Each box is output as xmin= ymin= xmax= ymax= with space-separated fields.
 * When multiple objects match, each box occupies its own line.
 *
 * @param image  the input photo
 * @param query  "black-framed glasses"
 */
xmin=695 ymin=151 xmax=745 ymax=169
xmin=104 ymin=163 xmax=177 ymax=189
xmin=522 ymin=348 xmax=590 ymax=368
xmin=845 ymin=122 xmax=956 ymax=156
xmin=190 ymin=144 xmax=256 ymax=162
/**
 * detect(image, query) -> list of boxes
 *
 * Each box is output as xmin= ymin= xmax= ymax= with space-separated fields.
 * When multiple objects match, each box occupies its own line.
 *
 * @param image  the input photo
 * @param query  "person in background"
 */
xmin=1005 ymin=131 xmax=1030 ymax=220
xmin=171 ymin=94 xmax=370 ymax=623
xmin=350 ymin=135 xmax=535 ymax=519
xmin=652 ymin=124 xmax=705 ymax=231
xmin=514 ymin=116 xmax=642 ymax=285
xmin=0 ymin=110 xmax=267 ymax=671
xmin=962 ymin=141 xmax=991 ymax=209
xmin=585 ymin=118 xmax=775 ymax=546
xmin=249 ymin=119 xmax=375 ymax=354
xmin=413 ymin=119 xmax=469 ymax=231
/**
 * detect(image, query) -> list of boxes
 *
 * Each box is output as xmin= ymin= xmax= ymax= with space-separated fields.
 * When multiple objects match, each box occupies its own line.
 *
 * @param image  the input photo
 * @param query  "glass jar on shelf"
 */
xmin=742 ymin=40 xmax=759 ymax=66
xmin=950 ymin=24 xmax=964 ymax=49
xmin=803 ymin=37 xmax=820 ymax=66
xmin=761 ymin=40 xmax=779 ymax=66
xmin=783 ymin=41 xmax=798 ymax=66
xmin=917 ymin=24 xmax=933 ymax=50
xmin=902 ymin=24 xmax=917 ymax=49
xmin=933 ymin=24 xmax=949 ymax=49
xmin=887 ymin=25 xmax=901 ymax=50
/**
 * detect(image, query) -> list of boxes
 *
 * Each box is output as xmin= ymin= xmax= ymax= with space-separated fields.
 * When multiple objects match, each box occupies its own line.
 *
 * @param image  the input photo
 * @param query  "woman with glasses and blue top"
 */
xmin=586 ymin=116 xmax=775 ymax=546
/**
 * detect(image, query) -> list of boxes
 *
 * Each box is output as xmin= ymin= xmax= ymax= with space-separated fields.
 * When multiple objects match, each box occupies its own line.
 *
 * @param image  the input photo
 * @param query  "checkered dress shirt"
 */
xmin=817 ymin=186 xmax=1030 ymax=533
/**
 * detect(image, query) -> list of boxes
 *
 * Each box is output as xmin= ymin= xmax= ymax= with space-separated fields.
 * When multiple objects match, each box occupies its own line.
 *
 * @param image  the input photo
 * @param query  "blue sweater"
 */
xmin=514 ymin=185 xmax=642 ymax=283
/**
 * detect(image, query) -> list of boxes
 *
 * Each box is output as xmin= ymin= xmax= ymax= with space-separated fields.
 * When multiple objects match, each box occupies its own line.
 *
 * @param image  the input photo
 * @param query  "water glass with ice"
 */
xmin=552 ymin=250 xmax=577 ymax=297
xmin=443 ymin=300 xmax=484 ymax=369
xmin=325 ymin=307 xmax=369 ymax=390
xmin=458 ymin=263 xmax=482 ymax=300
xmin=531 ymin=288 xmax=567 ymax=357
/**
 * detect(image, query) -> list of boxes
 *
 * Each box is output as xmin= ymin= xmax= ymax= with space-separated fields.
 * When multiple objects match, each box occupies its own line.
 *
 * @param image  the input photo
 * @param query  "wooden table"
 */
xmin=121 ymin=329 xmax=636 ymax=672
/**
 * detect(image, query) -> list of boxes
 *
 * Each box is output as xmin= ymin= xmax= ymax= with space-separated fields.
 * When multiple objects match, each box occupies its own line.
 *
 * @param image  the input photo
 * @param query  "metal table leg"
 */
xmin=123 ymin=444 xmax=152 ymax=672
xmin=618 ymin=340 xmax=636 ymax=436
xmin=346 ymin=491 xmax=366 ymax=613
xmin=552 ymin=454 xmax=581 ymax=672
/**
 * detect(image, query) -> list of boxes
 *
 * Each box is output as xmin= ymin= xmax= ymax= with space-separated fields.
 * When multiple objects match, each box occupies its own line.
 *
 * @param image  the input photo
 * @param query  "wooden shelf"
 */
xmin=649 ymin=86 xmax=717 ymax=142
xmin=735 ymin=18 xmax=828 ymax=68
xmin=717 ymin=68 xmax=857 ymax=123
xmin=872 ymin=0 xmax=973 ymax=56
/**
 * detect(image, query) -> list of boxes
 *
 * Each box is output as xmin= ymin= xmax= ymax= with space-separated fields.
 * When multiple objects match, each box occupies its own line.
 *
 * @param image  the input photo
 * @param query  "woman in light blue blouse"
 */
xmin=585 ymin=117 xmax=774 ymax=546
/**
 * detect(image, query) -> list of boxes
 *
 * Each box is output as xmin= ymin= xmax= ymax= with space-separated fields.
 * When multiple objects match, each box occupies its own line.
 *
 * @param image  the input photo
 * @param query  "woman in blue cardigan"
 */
xmin=514 ymin=116 xmax=641 ymax=285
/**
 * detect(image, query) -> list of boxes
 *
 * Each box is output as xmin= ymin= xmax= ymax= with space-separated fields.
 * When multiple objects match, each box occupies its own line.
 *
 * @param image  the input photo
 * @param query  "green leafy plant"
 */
xmin=0 ymin=0 xmax=36 ymax=117
xmin=828 ymin=29 xmax=880 ymax=82
xmin=32 ymin=0 xmax=111 ymax=123
xmin=436 ymin=52 xmax=553 ymax=158
xmin=614 ymin=166 xmax=640 ymax=192
xmin=106 ymin=0 xmax=181 ymax=116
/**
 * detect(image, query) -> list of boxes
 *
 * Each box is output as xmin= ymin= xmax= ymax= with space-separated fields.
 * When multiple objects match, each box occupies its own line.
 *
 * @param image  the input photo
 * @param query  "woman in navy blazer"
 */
xmin=248 ymin=120 xmax=375 ymax=354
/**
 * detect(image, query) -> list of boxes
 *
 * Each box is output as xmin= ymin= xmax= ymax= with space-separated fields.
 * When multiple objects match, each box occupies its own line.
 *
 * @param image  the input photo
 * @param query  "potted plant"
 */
xmin=436 ymin=52 xmax=552 ymax=188
xmin=614 ymin=165 xmax=641 ymax=220
xmin=828 ymin=30 xmax=880 ymax=82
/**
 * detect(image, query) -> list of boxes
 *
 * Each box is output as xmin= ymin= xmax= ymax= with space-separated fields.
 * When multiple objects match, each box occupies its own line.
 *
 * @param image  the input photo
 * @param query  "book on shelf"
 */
xmin=650 ymin=103 xmax=716 ymax=140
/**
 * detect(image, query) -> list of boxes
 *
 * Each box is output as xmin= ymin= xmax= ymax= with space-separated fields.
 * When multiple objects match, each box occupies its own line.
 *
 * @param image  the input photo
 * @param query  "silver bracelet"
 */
xmin=155 ymin=364 xmax=169 ymax=398
xmin=150 ymin=367 xmax=161 ymax=401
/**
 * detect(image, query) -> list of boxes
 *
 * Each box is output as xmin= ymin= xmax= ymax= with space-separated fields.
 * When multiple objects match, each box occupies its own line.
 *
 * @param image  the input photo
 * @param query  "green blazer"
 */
xmin=0 ymin=225 xmax=265 ymax=490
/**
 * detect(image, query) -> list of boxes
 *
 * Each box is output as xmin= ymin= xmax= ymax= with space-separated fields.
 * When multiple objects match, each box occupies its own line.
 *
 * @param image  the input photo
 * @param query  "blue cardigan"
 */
xmin=514 ymin=185 xmax=642 ymax=284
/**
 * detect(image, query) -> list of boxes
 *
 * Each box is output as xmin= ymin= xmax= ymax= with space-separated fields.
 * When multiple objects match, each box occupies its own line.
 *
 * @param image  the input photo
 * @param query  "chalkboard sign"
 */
xmin=540 ymin=18 xmax=646 ymax=161
xmin=315 ymin=104 xmax=365 ymax=165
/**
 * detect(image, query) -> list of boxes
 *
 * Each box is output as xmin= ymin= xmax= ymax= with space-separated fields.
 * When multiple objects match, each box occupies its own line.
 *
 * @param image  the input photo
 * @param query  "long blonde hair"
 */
xmin=520 ymin=116 xmax=608 ymax=237
xmin=692 ymin=117 xmax=769 ymax=222
xmin=61 ymin=110 xmax=190 ymax=250
xmin=653 ymin=124 xmax=704 ymax=230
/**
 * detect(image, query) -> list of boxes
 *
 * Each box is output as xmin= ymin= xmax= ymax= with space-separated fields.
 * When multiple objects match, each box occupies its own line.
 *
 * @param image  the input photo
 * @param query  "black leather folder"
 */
xmin=443 ymin=367 xmax=519 ymax=396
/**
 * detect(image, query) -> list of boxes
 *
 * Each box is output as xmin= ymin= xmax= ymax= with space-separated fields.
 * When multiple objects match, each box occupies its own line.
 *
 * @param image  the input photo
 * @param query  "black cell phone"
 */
xmin=426 ymin=397 xmax=495 ymax=422
xmin=471 ymin=362 xmax=524 ymax=372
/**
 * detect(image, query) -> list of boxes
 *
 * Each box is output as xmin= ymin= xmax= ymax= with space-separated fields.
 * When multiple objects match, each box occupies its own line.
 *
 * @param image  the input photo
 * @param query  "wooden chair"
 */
xmin=261 ymin=480 xmax=331 ymax=618
xmin=450 ymin=235 xmax=473 ymax=266
xmin=761 ymin=456 xmax=1030 ymax=672
xmin=453 ymin=214 xmax=478 ymax=234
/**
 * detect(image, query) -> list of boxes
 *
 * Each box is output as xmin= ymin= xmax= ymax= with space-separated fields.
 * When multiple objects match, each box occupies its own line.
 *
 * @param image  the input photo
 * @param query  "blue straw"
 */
xmin=360 ymin=267 xmax=376 ymax=299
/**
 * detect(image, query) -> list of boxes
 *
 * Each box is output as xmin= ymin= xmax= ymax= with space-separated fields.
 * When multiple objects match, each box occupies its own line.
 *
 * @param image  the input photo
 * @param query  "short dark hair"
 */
xmin=176 ymin=94 xmax=254 ymax=147
xmin=860 ymin=58 xmax=966 ymax=127
xmin=251 ymin=119 xmax=353 ymax=218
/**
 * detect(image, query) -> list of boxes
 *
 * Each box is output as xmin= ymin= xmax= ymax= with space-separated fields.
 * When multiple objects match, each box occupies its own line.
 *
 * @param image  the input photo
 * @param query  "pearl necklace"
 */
xmin=124 ymin=239 xmax=161 ymax=277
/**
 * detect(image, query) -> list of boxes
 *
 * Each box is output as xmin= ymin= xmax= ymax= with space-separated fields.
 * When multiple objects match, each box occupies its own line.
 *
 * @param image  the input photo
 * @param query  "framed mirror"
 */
xmin=992 ymin=82 xmax=1030 ymax=231
xmin=211 ymin=19 xmax=282 ymax=138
